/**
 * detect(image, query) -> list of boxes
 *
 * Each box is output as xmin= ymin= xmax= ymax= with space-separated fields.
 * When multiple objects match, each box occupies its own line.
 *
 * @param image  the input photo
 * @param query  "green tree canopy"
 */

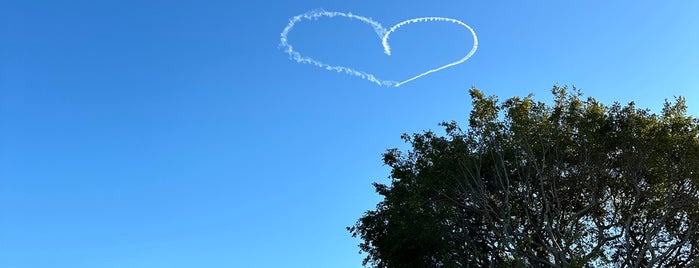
xmin=349 ymin=86 xmax=699 ymax=267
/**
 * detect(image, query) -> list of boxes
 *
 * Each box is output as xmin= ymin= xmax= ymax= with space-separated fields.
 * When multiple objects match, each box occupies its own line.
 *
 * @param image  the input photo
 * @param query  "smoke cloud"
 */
xmin=280 ymin=10 xmax=478 ymax=87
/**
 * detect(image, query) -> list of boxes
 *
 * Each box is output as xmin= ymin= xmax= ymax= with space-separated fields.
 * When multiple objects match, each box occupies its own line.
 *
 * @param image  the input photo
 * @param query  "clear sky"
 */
xmin=1 ymin=1 xmax=698 ymax=267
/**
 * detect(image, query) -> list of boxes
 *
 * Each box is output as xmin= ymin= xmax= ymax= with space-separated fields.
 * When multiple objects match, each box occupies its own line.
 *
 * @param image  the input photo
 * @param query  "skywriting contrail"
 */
xmin=280 ymin=9 xmax=478 ymax=87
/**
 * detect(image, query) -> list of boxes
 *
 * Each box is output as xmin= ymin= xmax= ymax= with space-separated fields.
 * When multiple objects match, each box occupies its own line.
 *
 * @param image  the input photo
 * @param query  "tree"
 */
xmin=348 ymin=86 xmax=699 ymax=267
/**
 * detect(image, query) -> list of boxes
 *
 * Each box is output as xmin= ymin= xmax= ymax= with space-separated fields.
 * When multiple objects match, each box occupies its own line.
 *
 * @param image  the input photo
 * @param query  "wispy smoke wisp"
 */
xmin=280 ymin=10 xmax=478 ymax=87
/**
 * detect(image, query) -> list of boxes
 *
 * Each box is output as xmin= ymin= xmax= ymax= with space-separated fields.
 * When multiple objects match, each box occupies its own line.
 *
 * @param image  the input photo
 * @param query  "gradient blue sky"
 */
xmin=1 ymin=1 xmax=698 ymax=267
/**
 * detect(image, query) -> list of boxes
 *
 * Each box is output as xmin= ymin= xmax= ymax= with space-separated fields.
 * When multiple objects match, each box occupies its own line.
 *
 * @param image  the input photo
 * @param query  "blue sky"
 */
xmin=1 ymin=1 xmax=698 ymax=267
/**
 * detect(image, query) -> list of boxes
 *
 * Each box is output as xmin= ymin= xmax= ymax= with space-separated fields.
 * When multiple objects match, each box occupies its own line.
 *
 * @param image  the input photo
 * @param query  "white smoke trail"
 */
xmin=280 ymin=10 xmax=478 ymax=87
xmin=383 ymin=17 xmax=478 ymax=87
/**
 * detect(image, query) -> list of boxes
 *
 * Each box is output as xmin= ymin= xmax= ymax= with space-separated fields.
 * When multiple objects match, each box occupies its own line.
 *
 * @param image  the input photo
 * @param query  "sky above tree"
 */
xmin=1 ymin=1 xmax=699 ymax=267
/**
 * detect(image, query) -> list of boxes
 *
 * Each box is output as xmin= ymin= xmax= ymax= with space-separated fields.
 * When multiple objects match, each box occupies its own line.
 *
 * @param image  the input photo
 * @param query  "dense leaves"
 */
xmin=348 ymin=86 xmax=699 ymax=267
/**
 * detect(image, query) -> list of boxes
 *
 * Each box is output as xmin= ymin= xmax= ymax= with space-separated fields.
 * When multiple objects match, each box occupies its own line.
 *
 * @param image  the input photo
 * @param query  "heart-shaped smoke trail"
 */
xmin=280 ymin=9 xmax=478 ymax=87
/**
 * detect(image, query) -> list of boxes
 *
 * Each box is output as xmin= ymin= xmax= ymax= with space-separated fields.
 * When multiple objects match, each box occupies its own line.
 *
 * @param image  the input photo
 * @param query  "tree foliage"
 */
xmin=348 ymin=86 xmax=699 ymax=267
